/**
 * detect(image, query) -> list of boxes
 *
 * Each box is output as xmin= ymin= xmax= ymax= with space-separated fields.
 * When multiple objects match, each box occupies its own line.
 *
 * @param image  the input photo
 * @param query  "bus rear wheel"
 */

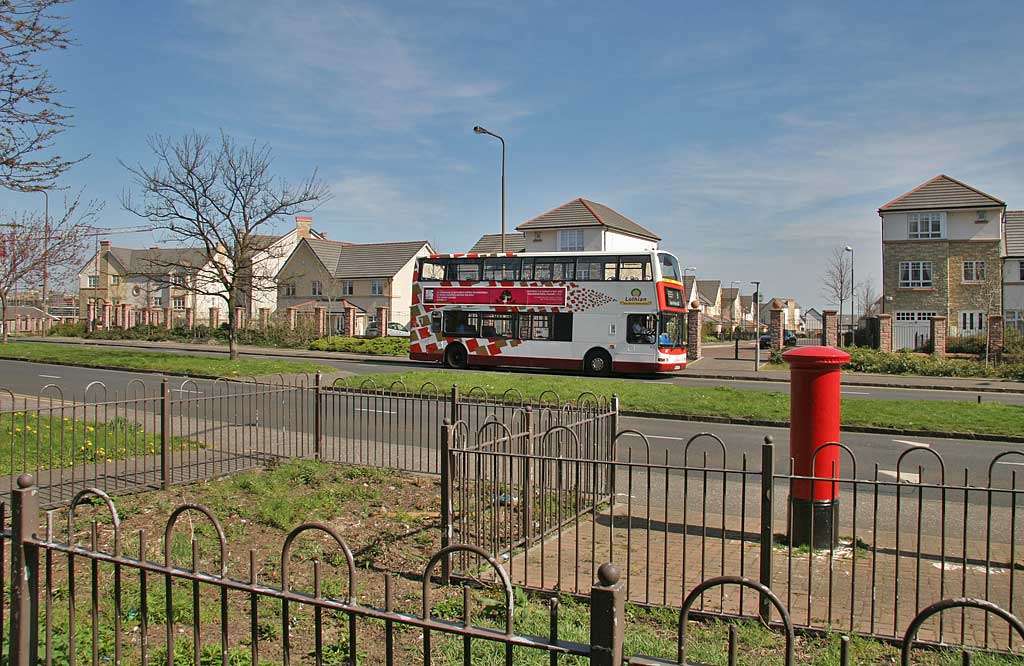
xmin=584 ymin=349 xmax=612 ymax=377
xmin=444 ymin=343 xmax=469 ymax=370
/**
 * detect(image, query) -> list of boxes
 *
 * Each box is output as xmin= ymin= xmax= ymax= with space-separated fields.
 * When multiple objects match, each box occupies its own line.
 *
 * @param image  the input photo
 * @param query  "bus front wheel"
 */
xmin=583 ymin=349 xmax=612 ymax=377
xmin=444 ymin=343 xmax=469 ymax=370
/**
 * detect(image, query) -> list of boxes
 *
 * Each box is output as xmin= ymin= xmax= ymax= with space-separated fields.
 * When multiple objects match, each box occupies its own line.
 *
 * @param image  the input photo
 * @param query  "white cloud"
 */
xmin=184 ymin=0 xmax=524 ymax=131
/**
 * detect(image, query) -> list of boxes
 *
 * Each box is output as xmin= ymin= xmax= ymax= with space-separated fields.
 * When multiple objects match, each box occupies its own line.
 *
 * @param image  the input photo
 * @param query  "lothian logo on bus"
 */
xmin=620 ymin=288 xmax=652 ymax=306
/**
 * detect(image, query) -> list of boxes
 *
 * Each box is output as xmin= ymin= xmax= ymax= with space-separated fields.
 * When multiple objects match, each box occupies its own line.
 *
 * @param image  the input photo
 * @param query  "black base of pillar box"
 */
xmin=789 ymin=498 xmax=838 ymax=550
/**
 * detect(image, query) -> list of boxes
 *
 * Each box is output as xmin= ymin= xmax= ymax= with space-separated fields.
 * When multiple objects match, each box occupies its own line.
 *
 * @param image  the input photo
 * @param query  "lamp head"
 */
xmin=473 ymin=126 xmax=488 ymax=135
xmin=845 ymin=245 xmax=853 ymax=252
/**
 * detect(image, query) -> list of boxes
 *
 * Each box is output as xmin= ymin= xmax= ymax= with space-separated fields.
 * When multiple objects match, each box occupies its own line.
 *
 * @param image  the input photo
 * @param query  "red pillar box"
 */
xmin=783 ymin=345 xmax=850 ymax=549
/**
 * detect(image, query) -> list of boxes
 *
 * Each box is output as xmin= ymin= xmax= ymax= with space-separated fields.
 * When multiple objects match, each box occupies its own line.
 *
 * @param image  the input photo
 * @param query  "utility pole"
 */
xmin=38 ymin=189 xmax=49 ymax=312
xmin=752 ymin=281 xmax=761 ymax=371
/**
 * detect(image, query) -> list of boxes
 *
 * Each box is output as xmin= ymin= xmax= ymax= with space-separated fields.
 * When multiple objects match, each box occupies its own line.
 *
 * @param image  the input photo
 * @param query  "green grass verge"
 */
xmin=350 ymin=370 xmax=1024 ymax=439
xmin=1 ymin=411 xmax=201 ymax=474
xmin=0 ymin=342 xmax=332 ymax=377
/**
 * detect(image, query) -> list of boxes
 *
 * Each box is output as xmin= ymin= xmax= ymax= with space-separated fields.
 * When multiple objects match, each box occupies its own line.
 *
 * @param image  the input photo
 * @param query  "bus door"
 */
xmin=622 ymin=313 xmax=659 ymax=370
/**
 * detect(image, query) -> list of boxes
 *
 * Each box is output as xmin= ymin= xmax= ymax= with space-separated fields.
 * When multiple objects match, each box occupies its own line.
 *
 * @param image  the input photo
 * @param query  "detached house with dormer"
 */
xmin=878 ymin=175 xmax=1005 ymax=347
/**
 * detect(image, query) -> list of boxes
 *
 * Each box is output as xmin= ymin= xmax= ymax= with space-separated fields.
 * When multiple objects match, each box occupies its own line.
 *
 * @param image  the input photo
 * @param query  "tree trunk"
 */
xmin=227 ymin=294 xmax=239 ymax=360
xmin=1 ymin=294 xmax=7 ymax=344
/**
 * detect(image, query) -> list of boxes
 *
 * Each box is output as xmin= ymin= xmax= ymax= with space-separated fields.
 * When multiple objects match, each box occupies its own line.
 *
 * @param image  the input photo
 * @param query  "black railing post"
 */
xmin=314 ymin=371 xmax=323 ymax=460
xmin=523 ymin=406 xmax=535 ymax=547
xmin=735 ymin=338 xmax=740 ymax=360
xmin=9 ymin=474 xmax=40 ymax=666
xmin=449 ymin=384 xmax=460 ymax=424
xmin=609 ymin=394 xmax=619 ymax=508
xmin=160 ymin=378 xmax=171 ymax=490
xmin=590 ymin=563 xmax=625 ymax=666
xmin=759 ymin=435 xmax=775 ymax=623
xmin=440 ymin=419 xmax=453 ymax=584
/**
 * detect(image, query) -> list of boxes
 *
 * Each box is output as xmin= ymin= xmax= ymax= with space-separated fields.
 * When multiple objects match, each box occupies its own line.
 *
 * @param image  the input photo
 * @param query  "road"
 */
xmin=3 ymin=343 xmax=1024 ymax=405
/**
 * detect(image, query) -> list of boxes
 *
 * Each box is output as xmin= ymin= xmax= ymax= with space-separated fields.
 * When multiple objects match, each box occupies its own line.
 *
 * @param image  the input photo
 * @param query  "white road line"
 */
xmin=38 ymin=374 xmax=61 ymax=379
xmin=878 ymin=469 xmax=921 ymax=483
xmin=997 ymin=461 xmax=1024 ymax=466
xmin=619 ymin=432 xmax=686 ymax=441
xmin=893 ymin=439 xmax=931 ymax=448
xmin=355 ymin=408 xmax=397 ymax=415
xmin=172 ymin=389 xmax=203 ymax=395
xmin=841 ymin=391 xmax=871 ymax=395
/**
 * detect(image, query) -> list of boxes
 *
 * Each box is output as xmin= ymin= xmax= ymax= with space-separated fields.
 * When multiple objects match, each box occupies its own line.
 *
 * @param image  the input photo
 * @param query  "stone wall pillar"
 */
xmin=375 ymin=306 xmax=390 ymax=336
xmin=102 ymin=303 xmax=111 ymax=329
xmin=770 ymin=306 xmax=784 ymax=352
xmin=86 ymin=302 xmax=96 ymax=332
xmin=259 ymin=307 xmax=271 ymax=330
xmin=686 ymin=306 xmax=702 ymax=361
xmin=315 ymin=306 xmax=327 ymax=337
xmin=209 ymin=307 xmax=220 ymax=329
xmin=120 ymin=304 xmax=130 ymax=330
xmin=822 ymin=309 xmax=838 ymax=347
xmin=877 ymin=313 xmax=893 ymax=353
xmin=163 ymin=306 xmax=172 ymax=329
xmin=988 ymin=314 xmax=1004 ymax=364
xmin=345 ymin=307 xmax=356 ymax=337
xmin=185 ymin=307 xmax=194 ymax=329
xmin=286 ymin=307 xmax=297 ymax=331
xmin=930 ymin=316 xmax=947 ymax=357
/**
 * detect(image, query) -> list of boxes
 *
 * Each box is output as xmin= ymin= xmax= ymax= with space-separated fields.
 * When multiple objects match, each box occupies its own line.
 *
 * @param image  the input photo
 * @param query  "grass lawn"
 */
xmin=0 ymin=342 xmax=332 ymax=377
xmin=1 ymin=411 xmax=201 ymax=474
xmin=350 ymin=370 xmax=1024 ymax=439
xmin=40 ymin=459 xmax=1018 ymax=665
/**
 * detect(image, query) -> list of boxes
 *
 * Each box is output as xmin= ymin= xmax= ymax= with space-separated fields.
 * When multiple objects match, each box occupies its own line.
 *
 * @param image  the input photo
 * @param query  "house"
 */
xmin=720 ymin=287 xmax=741 ymax=324
xmin=275 ymin=237 xmax=434 ymax=335
xmin=242 ymin=215 xmax=326 ymax=317
xmin=469 ymin=232 xmax=527 ymax=253
xmin=878 ymin=175 xmax=1005 ymax=344
xmin=739 ymin=294 xmax=756 ymax=325
xmin=77 ymin=241 xmax=222 ymax=324
xmin=696 ymin=280 xmax=721 ymax=318
xmin=510 ymin=198 xmax=659 ymax=253
xmin=759 ymin=297 xmax=802 ymax=331
xmin=681 ymin=275 xmax=699 ymax=310
xmin=1005 ymin=210 xmax=1024 ymax=333
xmin=803 ymin=307 xmax=823 ymax=333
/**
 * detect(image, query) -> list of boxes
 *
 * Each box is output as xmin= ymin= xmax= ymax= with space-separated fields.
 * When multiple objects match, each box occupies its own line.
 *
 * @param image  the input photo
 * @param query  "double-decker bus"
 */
xmin=408 ymin=250 xmax=688 ymax=375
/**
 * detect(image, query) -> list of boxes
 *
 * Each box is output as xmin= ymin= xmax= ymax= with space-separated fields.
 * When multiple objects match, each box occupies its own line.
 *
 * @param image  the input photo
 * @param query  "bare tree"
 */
xmin=121 ymin=131 xmax=329 ymax=359
xmin=820 ymin=246 xmax=853 ymax=321
xmin=0 ymin=194 xmax=97 ymax=341
xmin=859 ymin=277 xmax=880 ymax=318
xmin=0 ymin=0 xmax=86 ymax=192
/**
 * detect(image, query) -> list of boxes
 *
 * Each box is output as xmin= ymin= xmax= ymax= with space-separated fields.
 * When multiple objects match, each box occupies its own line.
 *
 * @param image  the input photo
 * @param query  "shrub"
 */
xmin=309 ymin=336 xmax=408 ymax=356
xmin=945 ymin=335 xmax=987 ymax=356
xmin=843 ymin=347 xmax=1024 ymax=382
xmin=47 ymin=321 xmax=86 ymax=337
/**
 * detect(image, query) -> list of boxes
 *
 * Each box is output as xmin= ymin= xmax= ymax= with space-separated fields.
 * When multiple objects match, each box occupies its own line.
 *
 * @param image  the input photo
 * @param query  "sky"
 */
xmin=4 ymin=0 xmax=1024 ymax=310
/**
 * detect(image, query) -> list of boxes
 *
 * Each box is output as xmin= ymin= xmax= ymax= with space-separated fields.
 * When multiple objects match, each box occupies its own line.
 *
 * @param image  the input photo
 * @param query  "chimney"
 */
xmin=100 ymin=240 xmax=111 ymax=247
xmin=321 ymin=232 xmax=327 ymax=240
xmin=295 ymin=215 xmax=313 ymax=239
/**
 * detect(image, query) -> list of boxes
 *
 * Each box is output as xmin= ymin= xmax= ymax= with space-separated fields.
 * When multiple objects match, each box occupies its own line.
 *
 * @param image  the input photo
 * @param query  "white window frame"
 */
xmin=153 ymin=296 xmax=163 ymax=307
xmin=894 ymin=311 xmax=936 ymax=322
xmin=172 ymin=296 xmax=186 ymax=310
xmin=342 ymin=281 xmax=354 ymax=296
xmin=898 ymin=261 xmax=933 ymax=288
xmin=962 ymin=260 xmax=986 ymax=282
xmin=87 ymin=275 xmax=98 ymax=288
xmin=284 ymin=283 xmax=296 ymax=297
xmin=908 ymin=212 xmax=944 ymax=239
xmin=371 ymin=280 xmax=384 ymax=296
xmin=110 ymin=275 xmax=120 ymax=285
xmin=558 ymin=229 xmax=585 ymax=252
xmin=311 ymin=280 xmax=323 ymax=297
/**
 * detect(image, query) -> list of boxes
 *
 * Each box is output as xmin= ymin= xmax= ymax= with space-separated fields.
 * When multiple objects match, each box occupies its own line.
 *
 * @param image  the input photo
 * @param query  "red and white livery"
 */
xmin=408 ymin=250 xmax=688 ymax=375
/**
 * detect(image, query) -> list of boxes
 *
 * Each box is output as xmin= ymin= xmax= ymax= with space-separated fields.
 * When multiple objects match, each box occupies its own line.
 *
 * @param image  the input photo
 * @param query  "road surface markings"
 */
xmin=38 ymin=374 xmax=61 ymax=379
xmin=356 ymin=408 xmax=397 ymax=415
xmin=893 ymin=439 xmax=931 ymax=448
xmin=841 ymin=390 xmax=871 ymax=395
xmin=997 ymin=461 xmax=1024 ymax=466
xmin=172 ymin=388 xmax=203 ymax=395
xmin=619 ymin=432 xmax=686 ymax=441
xmin=877 ymin=469 xmax=921 ymax=483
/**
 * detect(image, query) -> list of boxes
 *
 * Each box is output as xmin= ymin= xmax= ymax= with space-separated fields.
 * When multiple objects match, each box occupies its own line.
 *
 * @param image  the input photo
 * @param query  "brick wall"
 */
xmin=988 ymin=314 xmax=1004 ymax=363
xmin=687 ymin=307 xmax=702 ymax=360
xmin=877 ymin=313 xmax=892 ymax=352
xmin=770 ymin=308 xmax=784 ymax=351
xmin=822 ymin=310 xmax=838 ymax=347
xmin=931 ymin=316 xmax=946 ymax=357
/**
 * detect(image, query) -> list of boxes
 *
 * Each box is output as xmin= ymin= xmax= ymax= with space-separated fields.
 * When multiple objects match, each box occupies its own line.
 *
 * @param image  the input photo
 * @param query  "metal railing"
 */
xmin=4 ymin=479 xmax=1023 ymax=666
xmin=442 ymin=430 xmax=1024 ymax=651
xmin=0 ymin=376 xmax=613 ymax=509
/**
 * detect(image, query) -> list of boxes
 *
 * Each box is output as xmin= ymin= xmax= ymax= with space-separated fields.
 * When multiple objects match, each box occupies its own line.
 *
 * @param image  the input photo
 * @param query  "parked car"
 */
xmin=759 ymin=330 xmax=798 ymax=349
xmin=365 ymin=321 xmax=411 ymax=338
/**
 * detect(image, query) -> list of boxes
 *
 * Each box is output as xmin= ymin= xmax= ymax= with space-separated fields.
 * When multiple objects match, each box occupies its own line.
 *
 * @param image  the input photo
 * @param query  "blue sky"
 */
xmin=4 ymin=0 xmax=1024 ymax=309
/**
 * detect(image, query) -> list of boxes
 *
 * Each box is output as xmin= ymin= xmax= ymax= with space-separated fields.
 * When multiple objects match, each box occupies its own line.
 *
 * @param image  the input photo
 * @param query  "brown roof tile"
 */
xmin=879 ymin=175 xmax=1004 ymax=212
xmin=469 ymin=233 xmax=527 ymax=253
xmin=516 ymin=198 xmax=660 ymax=241
xmin=303 ymin=238 xmax=431 ymax=279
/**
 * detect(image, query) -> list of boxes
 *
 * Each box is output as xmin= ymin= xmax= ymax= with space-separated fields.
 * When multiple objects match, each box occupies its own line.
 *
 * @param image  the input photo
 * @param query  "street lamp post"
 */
xmin=752 ymin=280 xmax=761 ymax=370
xmin=845 ymin=245 xmax=854 ymax=346
xmin=473 ymin=126 xmax=506 ymax=253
